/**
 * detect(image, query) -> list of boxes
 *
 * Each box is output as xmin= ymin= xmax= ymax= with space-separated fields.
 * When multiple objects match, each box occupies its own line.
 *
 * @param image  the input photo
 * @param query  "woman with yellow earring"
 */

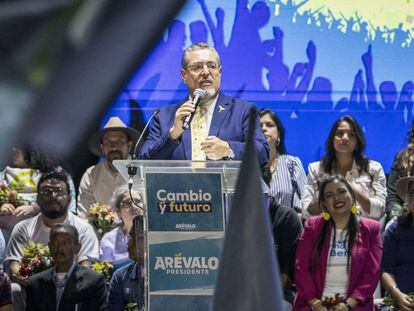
xmin=295 ymin=175 xmax=382 ymax=311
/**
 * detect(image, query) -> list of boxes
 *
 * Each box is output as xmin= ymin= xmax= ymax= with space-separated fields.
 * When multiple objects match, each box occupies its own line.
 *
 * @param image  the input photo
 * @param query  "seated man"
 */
xmin=26 ymin=223 xmax=107 ymax=311
xmin=78 ymin=117 xmax=140 ymax=219
xmin=107 ymin=215 xmax=144 ymax=310
xmin=4 ymin=169 xmax=99 ymax=311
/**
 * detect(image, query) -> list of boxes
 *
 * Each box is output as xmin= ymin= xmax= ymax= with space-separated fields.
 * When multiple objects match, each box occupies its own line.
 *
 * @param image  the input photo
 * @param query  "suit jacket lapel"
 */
xmin=59 ymin=265 xmax=82 ymax=310
xmin=181 ymin=125 xmax=191 ymax=160
xmin=42 ymin=270 xmax=57 ymax=310
xmin=174 ymin=99 xmax=191 ymax=160
xmin=209 ymin=93 xmax=232 ymax=137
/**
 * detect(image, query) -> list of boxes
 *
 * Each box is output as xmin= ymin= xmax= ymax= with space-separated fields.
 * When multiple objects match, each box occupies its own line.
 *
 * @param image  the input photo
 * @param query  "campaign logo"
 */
xmin=154 ymin=252 xmax=219 ymax=275
xmin=157 ymin=189 xmax=213 ymax=215
xmin=175 ymin=224 xmax=197 ymax=230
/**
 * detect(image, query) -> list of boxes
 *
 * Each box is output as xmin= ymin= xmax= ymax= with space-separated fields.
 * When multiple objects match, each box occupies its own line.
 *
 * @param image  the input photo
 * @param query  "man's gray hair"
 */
xmin=181 ymin=42 xmax=221 ymax=69
xmin=50 ymin=223 xmax=79 ymax=244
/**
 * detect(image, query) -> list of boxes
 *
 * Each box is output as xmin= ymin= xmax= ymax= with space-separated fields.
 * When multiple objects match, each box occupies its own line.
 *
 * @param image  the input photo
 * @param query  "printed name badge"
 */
xmin=145 ymin=173 xmax=224 ymax=231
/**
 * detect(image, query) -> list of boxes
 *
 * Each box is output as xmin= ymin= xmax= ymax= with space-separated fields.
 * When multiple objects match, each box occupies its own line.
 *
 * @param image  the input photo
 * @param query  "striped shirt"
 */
xmin=269 ymin=154 xmax=306 ymax=211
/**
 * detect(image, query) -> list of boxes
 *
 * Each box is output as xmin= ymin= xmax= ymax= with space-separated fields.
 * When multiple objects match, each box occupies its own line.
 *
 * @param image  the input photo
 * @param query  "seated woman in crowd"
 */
xmin=301 ymin=115 xmax=386 ymax=220
xmin=260 ymin=109 xmax=306 ymax=212
xmin=382 ymin=176 xmax=414 ymax=311
xmin=295 ymin=175 xmax=382 ymax=310
xmin=0 ymin=145 xmax=76 ymax=239
xmin=99 ymin=186 xmax=143 ymax=265
xmin=386 ymin=124 xmax=414 ymax=221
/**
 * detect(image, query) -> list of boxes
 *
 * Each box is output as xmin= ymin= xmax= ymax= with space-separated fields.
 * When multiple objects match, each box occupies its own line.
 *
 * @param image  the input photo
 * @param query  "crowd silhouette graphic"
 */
xmin=106 ymin=0 xmax=414 ymax=171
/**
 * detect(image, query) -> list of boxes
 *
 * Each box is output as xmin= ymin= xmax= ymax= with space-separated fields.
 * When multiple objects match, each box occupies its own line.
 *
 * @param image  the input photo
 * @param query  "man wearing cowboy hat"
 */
xmin=77 ymin=117 xmax=140 ymax=219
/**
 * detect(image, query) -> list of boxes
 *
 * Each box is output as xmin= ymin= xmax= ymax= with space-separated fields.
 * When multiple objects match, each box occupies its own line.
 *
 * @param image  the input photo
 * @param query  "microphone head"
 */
xmin=193 ymin=88 xmax=206 ymax=98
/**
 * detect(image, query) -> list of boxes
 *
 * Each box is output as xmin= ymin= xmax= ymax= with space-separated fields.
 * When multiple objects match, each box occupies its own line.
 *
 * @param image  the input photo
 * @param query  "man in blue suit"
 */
xmin=139 ymin=42 xmax=269 ymax=166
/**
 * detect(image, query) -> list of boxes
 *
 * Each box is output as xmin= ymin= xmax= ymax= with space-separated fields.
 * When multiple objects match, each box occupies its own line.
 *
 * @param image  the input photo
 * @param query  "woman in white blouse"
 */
xmin=260 ymin=109 xmax=306 ymax=212
xmin=301 ymin=115 xmax=386 ymax=220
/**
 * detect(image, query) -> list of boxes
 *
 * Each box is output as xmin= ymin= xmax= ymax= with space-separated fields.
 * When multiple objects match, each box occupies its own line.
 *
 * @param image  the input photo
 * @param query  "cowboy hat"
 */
xmin=395 ymin=176 xmax=414 ymax=200
xmin=88 ymin=117 xmax=140 ymax=157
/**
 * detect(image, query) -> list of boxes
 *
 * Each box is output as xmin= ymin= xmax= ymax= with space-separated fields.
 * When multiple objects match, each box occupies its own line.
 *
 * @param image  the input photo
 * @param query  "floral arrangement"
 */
xmin=382 ymin=293 xmax=414 ymax=309
xmin=321 ymin=294 xmax=345 ymax=309
xmin=18 ymin=241 xmax=53 ymax=278
xmin=125 ymin=302 xmax=139 ymax=311
xmin=91 ymin=261 xmax=114 ymax=284
xmin=87 ymin=203 xmax=118 ymax=237
xmin=0 ymin=183 xmax=24 ymax=208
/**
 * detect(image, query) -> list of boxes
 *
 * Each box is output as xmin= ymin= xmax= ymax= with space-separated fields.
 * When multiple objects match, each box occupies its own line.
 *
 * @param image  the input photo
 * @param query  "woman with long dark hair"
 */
xmin=382 ymin=176 xmax=414 ymax=311
xmin=301 ymin=115 xmax=386 ymax=220
xmin=260 ymin=109 xmax=306 ymax=212
xmin=386 ymin=123 xmax=414 ymax=220
xmin=295 ymin=175 xmax=382 ymax=310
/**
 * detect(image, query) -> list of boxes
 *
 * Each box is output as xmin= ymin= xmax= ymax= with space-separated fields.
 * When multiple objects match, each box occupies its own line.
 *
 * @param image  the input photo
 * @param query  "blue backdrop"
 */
xmin=104 ymin=0 xmax=414 ymax=173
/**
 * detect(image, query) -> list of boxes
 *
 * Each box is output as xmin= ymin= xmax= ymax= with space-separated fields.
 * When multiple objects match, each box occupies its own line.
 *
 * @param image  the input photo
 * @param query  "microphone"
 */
xmin=131 ymin=108 xmax=160 ymax=159
xmin=128 ymin=108 xmax=160 ymax=190
xmin=182 ymin=88 xmax=206 ymax=130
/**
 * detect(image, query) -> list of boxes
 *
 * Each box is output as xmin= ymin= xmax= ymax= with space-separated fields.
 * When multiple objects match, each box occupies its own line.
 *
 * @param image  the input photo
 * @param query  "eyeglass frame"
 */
xmin=186 ymin=61 xmax=221 ymax=74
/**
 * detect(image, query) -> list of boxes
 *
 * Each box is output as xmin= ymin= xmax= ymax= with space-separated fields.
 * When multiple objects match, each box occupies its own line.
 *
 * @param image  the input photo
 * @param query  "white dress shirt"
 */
xmin=300 ymin=160 xmax=387 ymax=220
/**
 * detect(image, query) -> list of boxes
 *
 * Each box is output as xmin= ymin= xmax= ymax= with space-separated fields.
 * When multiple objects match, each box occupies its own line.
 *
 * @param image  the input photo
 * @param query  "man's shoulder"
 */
xmin=271 ymin=200 xmax=301 ymax=225
xmin=112 ymin=261 xmax=137 ymax=280
xmin=81 ymin=162 xmax=105 ymax=177
xmin=13 ymin=215 xmax=40 ymax=234
xmin=66 ymin=213 xmax=94 ymax=232
xmin=27 ymin=267 xmax=53 ymax=285
xmin=75 ymin=265 xmax=105 ymax=282
xmin=218 ymin=93 xmax=256 ymax=108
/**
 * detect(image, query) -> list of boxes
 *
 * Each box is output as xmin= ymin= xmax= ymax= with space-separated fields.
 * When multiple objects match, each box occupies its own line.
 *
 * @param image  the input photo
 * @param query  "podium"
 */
xmin=113 ymin=160 xmax=267 ymax=311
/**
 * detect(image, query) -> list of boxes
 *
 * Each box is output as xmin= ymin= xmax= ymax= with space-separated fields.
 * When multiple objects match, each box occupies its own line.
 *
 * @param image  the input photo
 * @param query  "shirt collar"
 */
xmin=52 ymin=262 xmax=76 ymax=284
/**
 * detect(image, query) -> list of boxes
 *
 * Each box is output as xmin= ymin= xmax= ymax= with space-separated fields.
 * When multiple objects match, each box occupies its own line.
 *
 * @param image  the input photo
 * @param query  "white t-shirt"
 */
xmin=4 ymin=212 xmax=99 ymax=263
xmin=322 ymin=228 xmax=350 ymax=299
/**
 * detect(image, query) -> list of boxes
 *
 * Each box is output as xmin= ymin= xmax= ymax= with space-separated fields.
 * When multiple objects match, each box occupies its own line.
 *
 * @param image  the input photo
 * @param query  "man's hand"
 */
xmin=201 ymin=136 xmax=230 ymax=160
xmin=13 ymin=204 xmax=40 ymax=217
xmin=0 ymin=204 xmax=14 ymax=215
xmin=169 ymin=100 xmax=195 ymax=140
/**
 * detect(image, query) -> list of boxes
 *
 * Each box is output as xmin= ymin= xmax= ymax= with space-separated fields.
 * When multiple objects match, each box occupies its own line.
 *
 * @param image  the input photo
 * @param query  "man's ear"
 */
xmin=181 ymin=68 xmax=187 ymax=84
xmin=127 ymin=141 xmax=133 ymax=153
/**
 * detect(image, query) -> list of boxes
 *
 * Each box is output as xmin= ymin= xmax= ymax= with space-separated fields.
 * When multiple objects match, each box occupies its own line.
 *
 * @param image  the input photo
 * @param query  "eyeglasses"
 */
xmin=119 ymin=199 xmax=143 ymax=209
xmin=187 ymin=61 xmax=220 ymax=73
xmin=39 ymin=187 xmax=67 ymax=198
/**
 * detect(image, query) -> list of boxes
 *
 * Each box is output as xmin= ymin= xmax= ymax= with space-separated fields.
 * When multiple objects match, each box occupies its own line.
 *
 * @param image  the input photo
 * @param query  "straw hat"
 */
xmin=88 ymin=117 xmax=140 ymax=157
xmin=395 ymin=176 xmax=414 ymax=200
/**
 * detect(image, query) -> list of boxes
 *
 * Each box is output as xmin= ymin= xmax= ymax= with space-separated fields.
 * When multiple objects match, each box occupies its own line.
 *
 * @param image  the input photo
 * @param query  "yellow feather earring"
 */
xmin=322 ymin=212 xmax=331 ymax=221
xmin=351 ymin=204 xmax=358 ymax=215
